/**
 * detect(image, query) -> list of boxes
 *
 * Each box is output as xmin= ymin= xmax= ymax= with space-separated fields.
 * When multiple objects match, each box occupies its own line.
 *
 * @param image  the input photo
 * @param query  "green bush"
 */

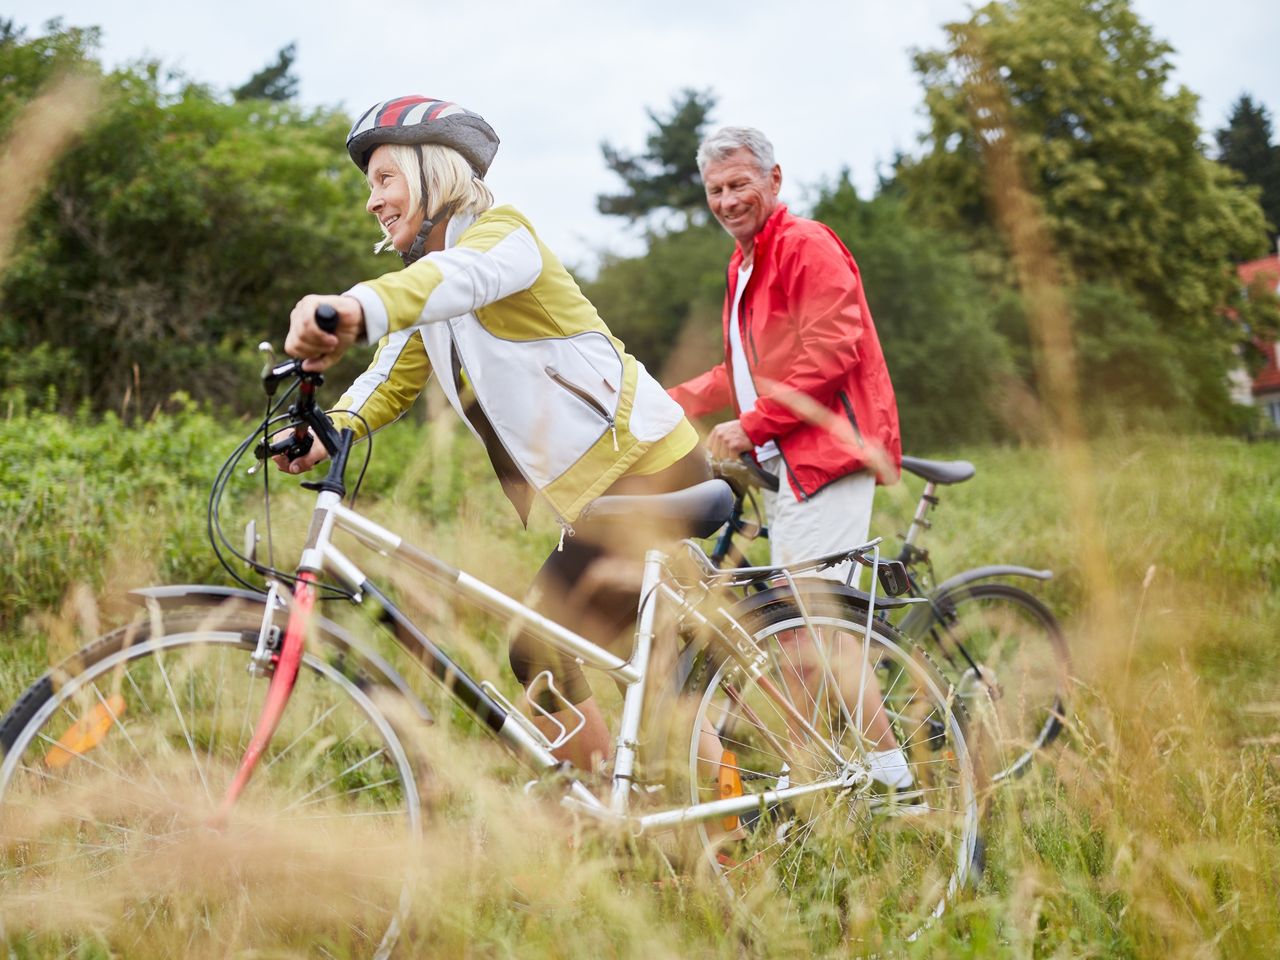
xmin=0 ymin=404 xmax=240 ymax=636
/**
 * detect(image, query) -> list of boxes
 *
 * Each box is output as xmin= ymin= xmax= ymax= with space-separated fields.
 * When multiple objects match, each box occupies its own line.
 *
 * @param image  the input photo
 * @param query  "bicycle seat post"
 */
xmin=902 ymin=480 xmax=940 ymax=551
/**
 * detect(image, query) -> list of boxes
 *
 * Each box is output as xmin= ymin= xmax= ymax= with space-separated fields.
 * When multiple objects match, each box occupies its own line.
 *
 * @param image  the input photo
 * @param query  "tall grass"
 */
xmin=1 ymin=409 xmax=1277 ymax=956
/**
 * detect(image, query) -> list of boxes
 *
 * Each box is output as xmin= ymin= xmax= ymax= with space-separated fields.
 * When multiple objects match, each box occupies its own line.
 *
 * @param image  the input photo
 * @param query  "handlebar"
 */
xmin=252 ymin=303 xmax=349 ymax=470
xmin=314 ymin=303 xmax=339 ymax=334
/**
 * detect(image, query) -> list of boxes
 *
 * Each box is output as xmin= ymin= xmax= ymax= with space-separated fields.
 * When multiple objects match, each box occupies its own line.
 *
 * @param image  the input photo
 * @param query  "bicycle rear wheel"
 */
xmin=0 ymin=612 xmax=421 ymax=958
xmin=918 ymin=582 xmax=1069 ymax=782
xmin=677 ymin=597 xmax=979 ymax=951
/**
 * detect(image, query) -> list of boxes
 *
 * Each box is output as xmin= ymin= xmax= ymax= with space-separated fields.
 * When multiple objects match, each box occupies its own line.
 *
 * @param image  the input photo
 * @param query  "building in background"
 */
xmin=1239 ymin=253 xmax=1280 ymax=429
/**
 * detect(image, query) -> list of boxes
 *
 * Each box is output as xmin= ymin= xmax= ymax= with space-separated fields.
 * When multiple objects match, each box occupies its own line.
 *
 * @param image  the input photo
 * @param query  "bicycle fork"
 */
xmin=212 ymin=571 xmax=318 ymax=822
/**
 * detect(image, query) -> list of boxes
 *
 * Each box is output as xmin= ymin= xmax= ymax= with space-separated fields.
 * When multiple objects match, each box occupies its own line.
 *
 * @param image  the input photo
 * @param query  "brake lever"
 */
xmin=251 ymin=431 xmax=314 ymax=464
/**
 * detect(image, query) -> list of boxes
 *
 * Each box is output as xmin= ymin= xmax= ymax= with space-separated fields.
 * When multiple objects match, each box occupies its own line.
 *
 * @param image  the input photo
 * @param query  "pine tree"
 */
xmin=1216 ymin=94 xmax=1280 ymax=245
xmin=597 ymin=88 xmax=716 ymax=227
xmin=231 ymin=43 xmax=299 ymax=103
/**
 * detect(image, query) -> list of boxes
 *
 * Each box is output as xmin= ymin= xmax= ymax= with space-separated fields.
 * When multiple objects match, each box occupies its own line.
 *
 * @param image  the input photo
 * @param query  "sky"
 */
xmin=11 ymin=1 xmax=1280 ymax=273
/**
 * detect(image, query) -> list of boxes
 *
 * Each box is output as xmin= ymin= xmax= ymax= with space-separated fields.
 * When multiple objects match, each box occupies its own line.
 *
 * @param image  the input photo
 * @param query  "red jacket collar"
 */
xmin=729 ymin=204 xmax=790 ymax=271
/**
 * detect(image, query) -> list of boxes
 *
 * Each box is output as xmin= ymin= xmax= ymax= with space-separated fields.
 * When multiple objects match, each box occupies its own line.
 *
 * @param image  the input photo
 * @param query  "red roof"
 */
xmin=1240 ymin=253 xmax=1280 ymax=288
xmin=1241 ymin=254 xmax=1280 ymax=394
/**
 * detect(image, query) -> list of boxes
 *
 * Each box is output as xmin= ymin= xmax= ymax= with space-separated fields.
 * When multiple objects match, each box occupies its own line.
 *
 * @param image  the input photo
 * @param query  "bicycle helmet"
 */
xmin=346 ymin=96 xmax=500 ymax=264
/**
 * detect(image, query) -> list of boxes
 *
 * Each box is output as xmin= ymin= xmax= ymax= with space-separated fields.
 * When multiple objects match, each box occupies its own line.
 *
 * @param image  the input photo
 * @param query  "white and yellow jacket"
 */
xmin=334 ymin=205 xmax=693 ymax=525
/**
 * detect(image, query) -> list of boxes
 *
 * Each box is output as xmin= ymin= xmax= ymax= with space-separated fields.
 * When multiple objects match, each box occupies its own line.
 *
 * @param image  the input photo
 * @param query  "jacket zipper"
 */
xmin=837 ymin=390 xmax=864 ymax=444
xmin=450 ymin=329 xmax=553 ymax=524
xmin=545 ymin=365 xmax=618 ymax=451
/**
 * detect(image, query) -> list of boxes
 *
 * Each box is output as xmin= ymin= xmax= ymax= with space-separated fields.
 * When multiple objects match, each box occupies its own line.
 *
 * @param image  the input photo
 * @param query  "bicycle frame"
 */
xmin=226 ymin=485 xmax=885 ymax=836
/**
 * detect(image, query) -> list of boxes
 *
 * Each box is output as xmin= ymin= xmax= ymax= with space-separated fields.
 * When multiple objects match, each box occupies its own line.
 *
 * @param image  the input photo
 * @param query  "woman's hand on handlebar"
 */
xmin=271 ymin=427 xmax=331 ymax=475
xmin=286 ymin=294 xmax=364 ymax=372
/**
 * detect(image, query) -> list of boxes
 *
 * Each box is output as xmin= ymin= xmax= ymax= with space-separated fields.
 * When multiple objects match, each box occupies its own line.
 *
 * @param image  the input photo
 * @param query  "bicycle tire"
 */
xmin=670 ymin=595 xmax=980 ymax=951
xmin=0 ymin=611 xmax=422 ymax=958
xmin=910 ymin=581 xmax=1069 ymax=783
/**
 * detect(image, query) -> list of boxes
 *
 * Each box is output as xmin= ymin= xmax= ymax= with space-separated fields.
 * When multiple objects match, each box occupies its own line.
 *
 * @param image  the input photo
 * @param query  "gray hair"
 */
xmin=696 ymin=126 xmax=776 ymax=177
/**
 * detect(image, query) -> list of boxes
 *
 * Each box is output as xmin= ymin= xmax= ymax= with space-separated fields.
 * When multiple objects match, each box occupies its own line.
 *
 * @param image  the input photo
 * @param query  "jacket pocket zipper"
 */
xmin=545 ymin=365 xmax=618 ymax=450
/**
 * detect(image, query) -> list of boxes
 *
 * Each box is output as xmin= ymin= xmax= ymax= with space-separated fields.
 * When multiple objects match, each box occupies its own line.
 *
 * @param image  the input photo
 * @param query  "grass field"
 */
xmin=1 ymin=410 xmax=1277 ymax=957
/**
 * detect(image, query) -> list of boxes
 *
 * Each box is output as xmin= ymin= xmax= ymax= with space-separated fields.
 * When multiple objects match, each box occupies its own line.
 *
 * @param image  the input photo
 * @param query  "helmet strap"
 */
xmin=401 ymin=144 xmax=459 ymax=266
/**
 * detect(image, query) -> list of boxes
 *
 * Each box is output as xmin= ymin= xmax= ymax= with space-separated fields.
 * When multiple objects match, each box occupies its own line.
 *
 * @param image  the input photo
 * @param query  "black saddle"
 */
xmin=577 ymin=479 xmax=735 ymax=539
xmin=900 ymin=456 xmax=976 ymax=486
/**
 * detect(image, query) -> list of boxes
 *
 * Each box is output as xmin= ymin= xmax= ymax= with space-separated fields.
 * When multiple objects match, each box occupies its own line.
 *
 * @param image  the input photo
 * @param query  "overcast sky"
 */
xmin=11 ymin=1 xmax=1280 ymax=273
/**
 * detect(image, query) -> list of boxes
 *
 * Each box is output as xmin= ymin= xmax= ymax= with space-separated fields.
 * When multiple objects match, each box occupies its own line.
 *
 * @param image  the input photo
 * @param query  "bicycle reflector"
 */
xmin=876 ymin=560 xmax=911 ymax=597
xmin=719 ymin=750 xmax=743 ymax=831
xmin=44 ymin=695 xmax=126 ymax=769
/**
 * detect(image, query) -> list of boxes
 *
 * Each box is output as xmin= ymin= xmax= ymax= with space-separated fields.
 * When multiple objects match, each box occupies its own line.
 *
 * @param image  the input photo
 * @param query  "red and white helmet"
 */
xmin=346 ymin=96 xmax=499 ymax=176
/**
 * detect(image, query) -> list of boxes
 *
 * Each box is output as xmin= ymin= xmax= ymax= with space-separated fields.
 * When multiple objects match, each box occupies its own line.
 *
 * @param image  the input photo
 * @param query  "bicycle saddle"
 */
xmin=900 ymin=456 xmax=976 ymax=485
xmin=577 ymin=479 xmax=735 ymax=539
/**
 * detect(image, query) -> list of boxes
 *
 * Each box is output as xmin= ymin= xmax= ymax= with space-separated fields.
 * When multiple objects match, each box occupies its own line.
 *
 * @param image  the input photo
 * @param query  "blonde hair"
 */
xmin=373 ymin=143 xmax=495 ymax=254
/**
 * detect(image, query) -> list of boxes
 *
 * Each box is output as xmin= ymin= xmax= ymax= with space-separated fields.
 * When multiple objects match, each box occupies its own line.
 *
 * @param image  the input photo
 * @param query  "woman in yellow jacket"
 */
xmin=282 ymin=95 xmax=706 ymax=771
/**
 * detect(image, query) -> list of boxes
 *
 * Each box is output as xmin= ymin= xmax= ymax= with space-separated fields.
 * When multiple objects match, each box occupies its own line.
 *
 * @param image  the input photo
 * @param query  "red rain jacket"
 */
xmin=669 ymin=205 xmax=901 ymax=498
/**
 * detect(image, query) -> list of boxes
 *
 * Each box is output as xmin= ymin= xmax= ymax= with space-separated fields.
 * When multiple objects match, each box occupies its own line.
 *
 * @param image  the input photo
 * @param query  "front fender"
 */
xmin=128 ymin=585 xmax=432 ymax=723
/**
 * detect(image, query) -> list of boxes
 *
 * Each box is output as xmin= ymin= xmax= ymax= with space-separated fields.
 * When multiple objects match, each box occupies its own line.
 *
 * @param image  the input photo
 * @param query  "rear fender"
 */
xmin=898 ymin=565 xmax=1053 ymax=635
xmin=930 ymin=565 xmax=1052 ymax=597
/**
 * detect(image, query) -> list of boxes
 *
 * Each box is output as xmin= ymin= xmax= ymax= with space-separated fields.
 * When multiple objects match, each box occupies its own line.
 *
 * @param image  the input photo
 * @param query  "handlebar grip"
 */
xmin=315 ymin=304 xmax=339 ymax=334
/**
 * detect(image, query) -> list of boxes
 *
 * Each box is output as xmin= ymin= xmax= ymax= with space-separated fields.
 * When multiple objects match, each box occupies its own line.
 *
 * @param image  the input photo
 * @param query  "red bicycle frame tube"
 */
xmin=216 ymin=571 xmax=317 ymax=818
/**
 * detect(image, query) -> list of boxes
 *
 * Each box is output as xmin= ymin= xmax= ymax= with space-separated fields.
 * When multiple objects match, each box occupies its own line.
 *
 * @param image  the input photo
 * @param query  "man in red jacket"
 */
xmin=669 ymin=126 xmax=910 ymax=788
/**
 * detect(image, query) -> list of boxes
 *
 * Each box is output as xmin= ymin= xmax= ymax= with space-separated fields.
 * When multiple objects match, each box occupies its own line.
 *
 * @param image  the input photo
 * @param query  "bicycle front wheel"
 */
xmin=917 ymin=581 xmax=1070 ymax=782
xmin=679 ymin=597 xmax=979 ymax=951
xmin=0 ymin=612 xmax=422 ymax=958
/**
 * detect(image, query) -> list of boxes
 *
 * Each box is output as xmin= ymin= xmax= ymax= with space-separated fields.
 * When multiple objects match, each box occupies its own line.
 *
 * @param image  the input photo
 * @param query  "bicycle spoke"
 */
xmin=151 ymin=652 xmax=214 ymax=803
xmin=0 ymin=627 xmax=420 ymax=957
xmin=279 ymin=747 xmax=387 ymax=813
xmin=684 ymin=601 xmax=976 ymax=947
xmin=264 ymin=700 xmax=343 ymax=771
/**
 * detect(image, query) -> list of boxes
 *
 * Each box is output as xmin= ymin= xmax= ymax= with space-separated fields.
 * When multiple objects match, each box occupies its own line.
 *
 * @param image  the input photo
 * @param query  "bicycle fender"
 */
xmin=929 ymin=565 xmax=1053 ymax=599
xmin=128 ymin=585 xmax=432 ymax=723
xmin=726 ymin=582 xmax=918 ymax=620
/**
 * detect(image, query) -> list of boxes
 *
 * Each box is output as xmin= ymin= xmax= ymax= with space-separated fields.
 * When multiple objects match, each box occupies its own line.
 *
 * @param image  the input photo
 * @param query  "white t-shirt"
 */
xmin=728 ymin=263 xmax=780 ymax=462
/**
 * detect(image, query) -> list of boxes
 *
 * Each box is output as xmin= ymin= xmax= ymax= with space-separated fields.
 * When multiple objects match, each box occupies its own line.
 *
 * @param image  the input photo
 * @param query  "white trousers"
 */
xmin=760 ymin=459 xmax=876 ymax=585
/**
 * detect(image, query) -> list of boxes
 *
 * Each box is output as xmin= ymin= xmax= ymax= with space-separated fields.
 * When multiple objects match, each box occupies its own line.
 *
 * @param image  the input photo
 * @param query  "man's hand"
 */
xmin=285 ymin=294 xmax=365 ymax=372
xmin=707 ymin=419 xmax=754 ymax=459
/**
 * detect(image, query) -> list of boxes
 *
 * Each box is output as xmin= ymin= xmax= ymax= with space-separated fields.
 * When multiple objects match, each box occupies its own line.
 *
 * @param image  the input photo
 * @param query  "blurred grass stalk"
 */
xmin=0 ymin=71 xmax=102 ymax=273
xmin=942 ymin=23 xmax=1280 ymax=960
xmin=953 ymin=22 xmax=1122 ymax=640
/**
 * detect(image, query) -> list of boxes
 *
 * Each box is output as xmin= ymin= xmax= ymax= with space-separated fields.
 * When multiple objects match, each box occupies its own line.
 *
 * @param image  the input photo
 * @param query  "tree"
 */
xmin=0 ymin=25 xmax=382 ymax=414
xmin=597 ymin=88 xmax=716 ymax=227
xmin=581 ymin=220 xmax=730 ymax=384
xmin=1216 ymin=94 xmax=1280 ymax=245
xmin=0 ymin=18 xmax=101 ymax=136
xmin=811 ymin=176 xmax=1016 ymax=448
xmin=895 ymin=0 xmax=1272 ymax=430
xmin=231 ymin=42 xmax=298 ymax=103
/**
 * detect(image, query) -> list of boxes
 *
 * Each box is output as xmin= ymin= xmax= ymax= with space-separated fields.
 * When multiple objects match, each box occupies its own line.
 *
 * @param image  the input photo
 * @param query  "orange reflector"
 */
xmin=44 ymin=695 xmax=126 ymax=769
xmin=718 ymin=750 xmax=742 ymax=831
